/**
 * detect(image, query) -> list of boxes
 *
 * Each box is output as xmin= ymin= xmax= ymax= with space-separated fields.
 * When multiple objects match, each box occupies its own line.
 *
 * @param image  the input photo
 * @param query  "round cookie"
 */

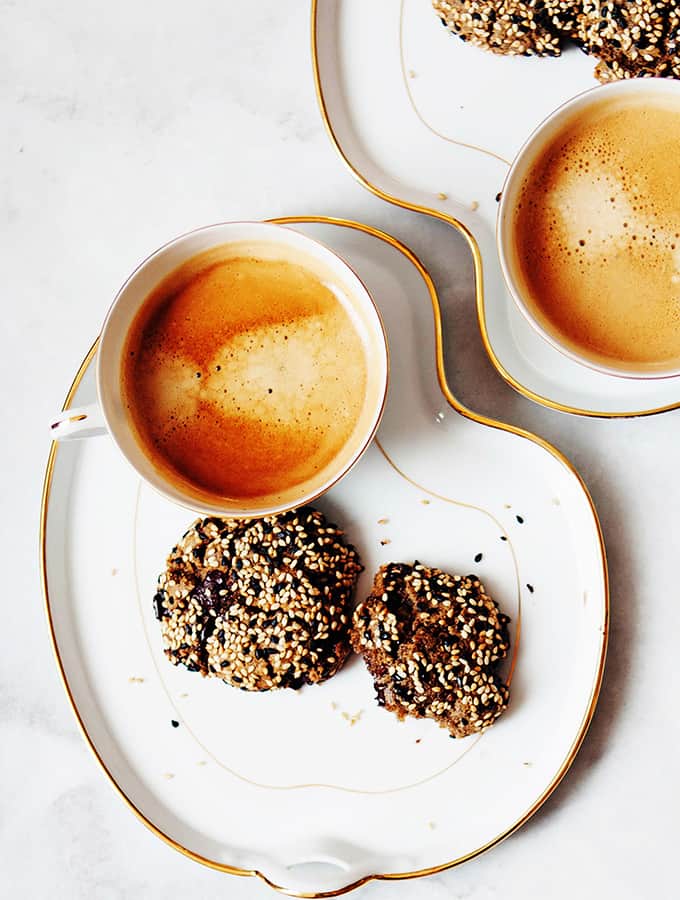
xmin=351 ymin=562 xmax=510 ymax=738
xmin=433 ymin=0 xmax=578 ymax=58
xmin=154 ymin=508 xmax=362 ymax=690
xmin=576 ymin=1 xmax=672 ymax=81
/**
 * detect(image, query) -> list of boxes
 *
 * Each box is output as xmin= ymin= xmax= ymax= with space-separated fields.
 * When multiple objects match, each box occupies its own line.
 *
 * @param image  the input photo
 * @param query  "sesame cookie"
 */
xmin=154 ymin=508 xmax=362 ymax=690
xmin=351 ymin=562 xmax=510 ymax=738
xmin=576 ymin=1 xmax=675 ymax=81
xmin=433 ymin=0 xmax=579 ymax=58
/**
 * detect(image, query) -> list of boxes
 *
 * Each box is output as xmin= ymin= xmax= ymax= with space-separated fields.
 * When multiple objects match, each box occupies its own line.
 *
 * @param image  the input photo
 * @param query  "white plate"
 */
xmin=41 ymin=217 xmax=608 ymax=896
xmin=312 ymin=0 xmax=680 ymax=418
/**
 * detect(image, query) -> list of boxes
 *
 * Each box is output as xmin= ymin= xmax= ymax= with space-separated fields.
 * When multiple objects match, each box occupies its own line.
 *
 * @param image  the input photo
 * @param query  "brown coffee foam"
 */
xmin=122 ymin=250 xmax=368 ymax=501
xmin=512 ymin=94 xmax=680 ymax=370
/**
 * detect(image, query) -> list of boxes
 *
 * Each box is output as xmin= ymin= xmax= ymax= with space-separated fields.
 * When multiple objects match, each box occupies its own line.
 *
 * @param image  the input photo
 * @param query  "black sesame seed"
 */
xmin=171 ymin=719 xmax=179 ymax=728
xmin=516 ymin=515 xmax=524 ymax=524
xmin=527 ymin=583 xmax=534 ymax=594
xmin=153 ymin=592 xmax=165 ymax=620
xmin=474 ymin=552 xmax=483 ymax=563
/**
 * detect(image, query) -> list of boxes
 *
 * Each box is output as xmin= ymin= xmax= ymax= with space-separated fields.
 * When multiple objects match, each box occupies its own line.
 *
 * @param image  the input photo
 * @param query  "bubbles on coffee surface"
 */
xmin=512 ymin=94 xmax=680 ymax=370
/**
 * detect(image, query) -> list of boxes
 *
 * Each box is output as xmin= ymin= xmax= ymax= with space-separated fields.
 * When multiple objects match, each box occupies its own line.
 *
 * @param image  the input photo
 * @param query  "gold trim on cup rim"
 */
xmin=40 ymin=214 xmax=609 ymax=897
xmin=310 ymin=0 xmax=680 ymax=419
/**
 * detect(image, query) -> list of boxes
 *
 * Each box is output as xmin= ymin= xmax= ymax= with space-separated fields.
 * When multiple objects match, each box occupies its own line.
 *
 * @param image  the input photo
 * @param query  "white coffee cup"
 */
xmin=50 ymin=221 xmax=389 ymax=516
xmin=497 ymin=78 xmax=680 ymax=379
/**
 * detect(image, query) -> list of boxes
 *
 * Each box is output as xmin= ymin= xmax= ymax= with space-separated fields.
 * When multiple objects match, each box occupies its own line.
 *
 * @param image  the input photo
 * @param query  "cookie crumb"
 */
xmin=421 ymin=499 xmax=431 ymax=506
xmin=128 ymin=676 xmax=145 ymax=684
xmin=111 ymin=568 xmax=118 ymax=576
xmin=377 ymin=517 xmax=390 ymax=525
xmin=436 ymin=191 xmax=448 ymax=200
xmin=162 ymin=772 xmax=175 ymax=780
xmin=470 ymin=200 xmax=479 ymax=211
xmin=380 ymin=538 xmax=392 ymax=546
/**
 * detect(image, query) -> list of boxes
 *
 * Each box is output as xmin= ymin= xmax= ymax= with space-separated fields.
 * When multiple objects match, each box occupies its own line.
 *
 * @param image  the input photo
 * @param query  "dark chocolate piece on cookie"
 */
xmin=351 ymin=562 xmax=510 ymax=738
xmin=155 ymin=507 xmax=362 ymax=690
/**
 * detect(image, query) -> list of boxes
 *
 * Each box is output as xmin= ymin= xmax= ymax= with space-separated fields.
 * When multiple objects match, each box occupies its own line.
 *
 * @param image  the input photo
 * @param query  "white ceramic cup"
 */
xmin=50 ymin=221 xmax=389 ymax=517
xmin=497 ymin=78 xmax=680 ymax=380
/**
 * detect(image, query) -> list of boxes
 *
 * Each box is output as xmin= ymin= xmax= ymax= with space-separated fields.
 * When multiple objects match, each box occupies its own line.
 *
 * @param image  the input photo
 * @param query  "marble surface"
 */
xmin=2 ymin=0 xmax=678 ymax=896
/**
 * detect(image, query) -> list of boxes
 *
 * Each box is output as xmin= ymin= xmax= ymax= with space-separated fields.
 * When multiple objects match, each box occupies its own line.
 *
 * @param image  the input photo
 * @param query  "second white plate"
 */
xmin=312 ymin=0 xmax=680 ymax=417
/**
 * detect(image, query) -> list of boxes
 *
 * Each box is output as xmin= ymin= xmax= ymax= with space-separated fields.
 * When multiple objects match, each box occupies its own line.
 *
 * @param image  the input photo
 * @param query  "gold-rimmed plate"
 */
xmin=312 ymin=0 xmax=680 ymax=418
xmin=41 ymin=217 xmax=607 ymax=896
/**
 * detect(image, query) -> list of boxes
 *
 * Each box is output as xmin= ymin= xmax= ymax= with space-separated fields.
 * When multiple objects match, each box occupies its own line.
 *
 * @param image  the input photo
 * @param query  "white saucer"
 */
xmin=41 ymin=217 xmax=607 ymax=895
xmin=312 ymin=0 xmax=680 ymax=417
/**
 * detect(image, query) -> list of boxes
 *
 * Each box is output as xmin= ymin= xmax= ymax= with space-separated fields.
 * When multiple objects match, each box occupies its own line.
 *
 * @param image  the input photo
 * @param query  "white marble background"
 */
xmin=2 ymin=0 xmax=678 ymax=897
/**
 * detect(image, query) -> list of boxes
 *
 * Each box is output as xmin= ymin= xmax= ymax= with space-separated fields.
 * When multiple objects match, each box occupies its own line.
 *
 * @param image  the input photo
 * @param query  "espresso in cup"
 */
xmin=121 ymin=240 xmax=380 ymax=505
xmin=503 ymin=84 xmax=680 ymax=377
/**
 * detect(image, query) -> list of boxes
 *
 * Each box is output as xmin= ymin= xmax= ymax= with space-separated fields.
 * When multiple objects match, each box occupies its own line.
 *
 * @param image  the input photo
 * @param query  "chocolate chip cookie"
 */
xmin=351 ymin=562 xmax=510 ymax=737
xmin=154 ymin=508 xmax=362 ymax=690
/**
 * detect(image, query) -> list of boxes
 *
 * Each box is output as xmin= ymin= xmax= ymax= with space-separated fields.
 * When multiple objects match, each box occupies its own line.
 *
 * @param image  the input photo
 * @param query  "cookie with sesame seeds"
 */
xmin=351 ymin=562 xmax=510 ymax=738
xmin=433 ymin=0 xmax=579 ymax=58
xmin=154 ymin=508 xmax=362 ymax=690
xmin=576 ymin=1 xmax=675 ymax=81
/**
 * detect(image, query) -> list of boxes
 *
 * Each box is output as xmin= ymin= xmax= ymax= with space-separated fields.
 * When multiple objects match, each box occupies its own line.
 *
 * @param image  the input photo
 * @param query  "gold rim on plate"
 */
xmin=40 ymin=216 xmax=609 ymax=898
xmin=310 ymin=0 xmax=680 ymax=419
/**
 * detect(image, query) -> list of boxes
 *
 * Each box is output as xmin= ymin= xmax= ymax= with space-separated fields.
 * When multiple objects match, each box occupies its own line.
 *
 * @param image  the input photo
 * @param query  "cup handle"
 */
xmin=50 ymin=403 xmax=108 ymax=440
